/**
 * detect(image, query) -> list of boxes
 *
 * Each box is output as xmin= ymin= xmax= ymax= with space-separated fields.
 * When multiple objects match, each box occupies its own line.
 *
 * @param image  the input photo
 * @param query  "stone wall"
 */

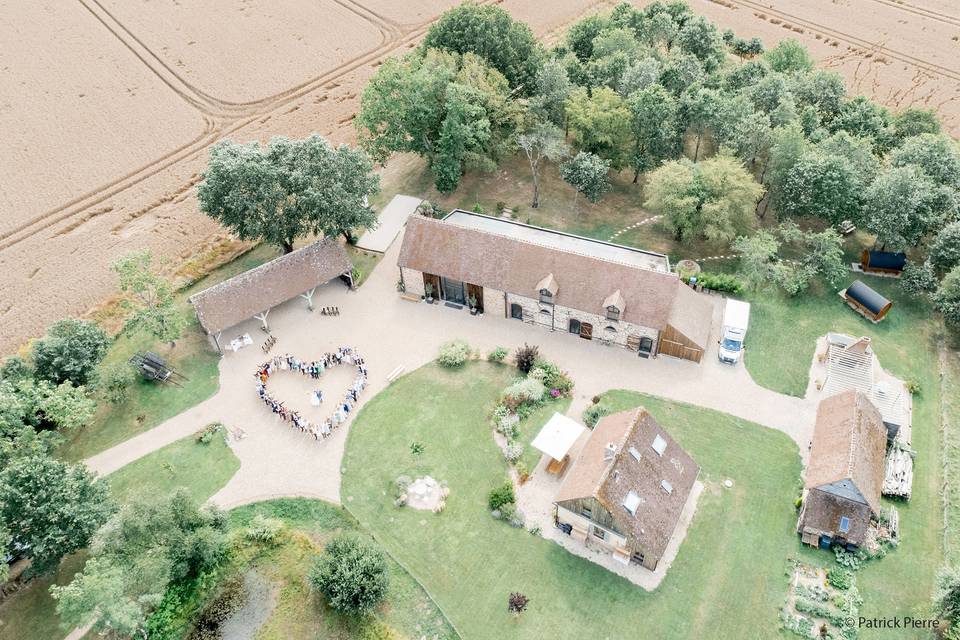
xmin=400 ymin=266 xmax=424 ymax=297
xmin=504 ymin=292 xmax=660 ymax=354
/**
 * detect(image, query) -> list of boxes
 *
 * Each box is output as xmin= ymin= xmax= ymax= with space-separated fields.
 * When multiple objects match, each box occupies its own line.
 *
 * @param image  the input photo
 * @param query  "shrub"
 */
xmin=309 ymin=535 xmax=389 ymax=615
xmin=503 ymin=378 xmax=546 ymax=408
xmin=487 ymin=346 xmax=508 ymax=363
xmin=507 ymin=508 xmax=526 ymax=528
xmin=685 ymin=272 xmax=744 ymax=295
xmin=437 ymin=339 xmax=471 ymax=367
xmin=514 ymin=344 xmax=540 ymax=373
xmin=508 ymin=592 xmax=529 ymax=615
xmin=196 ymin=423 xmax=224 ymax=445
xmin=905 ymin=379 xmax=921 ymax=395
xmin=531 ymin=358 xmax=574 ymax=395
xmin=833 ymin=547 xmax=863 ymax=571
xmin=828 ymin=567 xmax=853 ymax=591
xmin=496 ymin=415 xmax=519 ymax=441
xmin=97 ymin=362 xmax=136 ymax=404
xmin=488 ymin=482 xmax=515 ymax=511
xmin=900 ymin=260 xmax=938 ymax=298
xmin=583 ymin=403 xmax=610 ymax=429
xmin=503 ymin=442 xmax=524 ymax=464
xmin=515 ymin=460 xmax=530 ymax=481
xmin=244 ymin=515 xmax=284 ymax=545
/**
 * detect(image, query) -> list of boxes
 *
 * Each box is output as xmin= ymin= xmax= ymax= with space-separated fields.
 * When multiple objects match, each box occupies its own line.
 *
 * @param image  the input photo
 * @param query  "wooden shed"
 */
xmin=841 ymin=280 xmax=892 ymax=323
xmin=861 ymin=250 xmax=906 ymax=276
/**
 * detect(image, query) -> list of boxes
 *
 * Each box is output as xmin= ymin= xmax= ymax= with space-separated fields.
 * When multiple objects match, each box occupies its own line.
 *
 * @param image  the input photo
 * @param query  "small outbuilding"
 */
xmin=861 ymin=250 xmax=906 ymax=276
xmin=798 ymin=390 xmax=888 ymax=550
xmin=841 ymin=280 xmax=892 ymax=323
xmin=189 ymin=239 xmax=353 ymax=351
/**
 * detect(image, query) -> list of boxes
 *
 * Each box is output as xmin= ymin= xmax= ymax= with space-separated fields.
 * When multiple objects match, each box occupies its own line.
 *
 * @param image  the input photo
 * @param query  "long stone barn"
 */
xmin=397 ymin=210 xmax=713 ymax=363
xmin=189 ymin=239 xmax=353 ymax=352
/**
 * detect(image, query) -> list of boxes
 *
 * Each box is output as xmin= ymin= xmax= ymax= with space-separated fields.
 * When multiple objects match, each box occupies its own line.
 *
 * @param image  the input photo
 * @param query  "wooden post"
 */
xmin=254 ymin=309 xmax=270 ymax=332
xmin=301 ymin=288 xmax=316 ymax=311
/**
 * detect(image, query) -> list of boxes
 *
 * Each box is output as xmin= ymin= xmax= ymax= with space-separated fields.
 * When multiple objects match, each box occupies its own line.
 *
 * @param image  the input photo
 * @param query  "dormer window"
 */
xmin=602 ymin=290 xmax=625 ymax=322
xmin=606 ymin=307 xmax=620 ymax=321
xmin=540 ymin=289 xmax=554 ymax=304
xmin=536 ymin=273 xmax=558 ymax=304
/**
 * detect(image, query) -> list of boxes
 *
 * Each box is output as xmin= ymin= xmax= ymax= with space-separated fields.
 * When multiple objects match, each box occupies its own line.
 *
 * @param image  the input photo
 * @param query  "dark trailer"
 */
xmin=842 ymin=280 xmax=892 ymax=323
xmin=861 ymin=250 xmax=906 ymax=276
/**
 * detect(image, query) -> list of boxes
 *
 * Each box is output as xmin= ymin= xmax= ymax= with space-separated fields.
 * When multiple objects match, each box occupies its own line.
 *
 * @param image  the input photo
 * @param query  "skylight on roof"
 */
xmin=652 ymin=435 xmax=667 ymax=456
xmin=628 ymin=446 xmax=641 ymax=461
xmin=661 ymin=479 xmax=673 ymax=494
xmin=623 ymin=490 xmax=642 ymax=516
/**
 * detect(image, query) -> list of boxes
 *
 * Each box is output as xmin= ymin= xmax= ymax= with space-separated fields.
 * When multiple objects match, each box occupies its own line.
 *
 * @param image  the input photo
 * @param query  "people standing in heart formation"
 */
xmin=255 ymin=346 xmax=368 ymax=441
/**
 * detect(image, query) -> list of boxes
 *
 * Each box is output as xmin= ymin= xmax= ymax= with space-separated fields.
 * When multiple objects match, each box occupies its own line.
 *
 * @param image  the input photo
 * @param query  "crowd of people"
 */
xmin=255 ymin=347 xmax=368 ymax=441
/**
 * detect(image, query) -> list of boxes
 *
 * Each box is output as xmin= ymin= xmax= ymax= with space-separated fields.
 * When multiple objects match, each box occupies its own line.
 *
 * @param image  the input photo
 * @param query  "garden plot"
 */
xmin=0 ymin=0 xmax=206 ymax=229
xmin=97 ymin=0 xmax=384 ymax=103
xmin=781 ymin=563 xmax=862 ymax=640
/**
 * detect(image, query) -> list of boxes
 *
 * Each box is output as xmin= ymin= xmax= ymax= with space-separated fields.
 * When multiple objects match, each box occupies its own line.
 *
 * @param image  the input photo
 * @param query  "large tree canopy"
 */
xmin=778 ymin=150 xmax=863 ymax=224
xmin=566 ymin=87 xmax=632 ymax=168
xmin=356 ymin=50 xmax=522 ymax=193
xmin=865 ymin=165 xmax=954 ymax=249
xmin=198 ymin=135 xmax=379 ymax=251
xmin=890 ymin=133 xmax=960 ymax=193
xmin=0 ymin=455 xmax=112 ymax=575
xmin=31 ymin=319 xmax=109 ymax=387
xmin=420 ymin=2 xmax=543 ymax=91
xmin=645 ymin=154 xmax=763 ymax=243
xmin=627 ymin=83 xmax=681 ymax=181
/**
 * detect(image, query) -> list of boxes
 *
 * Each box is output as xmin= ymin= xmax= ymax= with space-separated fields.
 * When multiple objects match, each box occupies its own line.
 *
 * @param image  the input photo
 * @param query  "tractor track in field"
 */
xmin=863 ymin=0 xmax=960 ymax=29
xmin=735 ymin=0 xmax=960 ymax=81
xmin=0 ymin=0 xmax=501 ymax=253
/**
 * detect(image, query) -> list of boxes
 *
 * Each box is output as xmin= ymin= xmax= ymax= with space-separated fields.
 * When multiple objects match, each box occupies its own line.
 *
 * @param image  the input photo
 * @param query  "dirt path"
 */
xmin=83 ymin=229 xmax=817 ymax=509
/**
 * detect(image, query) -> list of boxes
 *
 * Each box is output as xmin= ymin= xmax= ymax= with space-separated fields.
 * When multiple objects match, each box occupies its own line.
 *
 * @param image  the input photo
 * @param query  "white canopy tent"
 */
xmin=531 ymin=413 xmax=586 ymax=463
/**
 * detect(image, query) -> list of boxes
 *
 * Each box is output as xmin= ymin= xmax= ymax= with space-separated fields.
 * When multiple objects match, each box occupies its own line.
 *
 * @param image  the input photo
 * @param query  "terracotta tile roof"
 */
xmin=399 ymin=215 xmax=692 ymax=331
xmin=556 ymin=408 xmax=700 ymax=557
xmin=188 ymin=239 xmax=351 ymax=335
xmin=805 ymin=390 xmax=887 ymax=515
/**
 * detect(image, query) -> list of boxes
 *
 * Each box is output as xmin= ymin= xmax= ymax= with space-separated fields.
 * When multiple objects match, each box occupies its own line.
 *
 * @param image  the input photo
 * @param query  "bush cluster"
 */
xmin=244 ymin=515 xmax=285 ymax=545
xmin=488 ymin=482 xmax=515 ymax=511
xmin=487 ymin=346 xmax=509 ymax=363
xmin=583 ymin=403 xmax=611 ymax=429
xmin=529 ymin=359 xmax=574 ymax=396
xmin=514 ymin=344 xmax=539 ymax=374
xmin=684 ymin=272 xmax=744 ymax=294
xmin=309 ymin=535 xmax=389 ymax=615
xmin=437 ymin=339 xmax=471 ymax=368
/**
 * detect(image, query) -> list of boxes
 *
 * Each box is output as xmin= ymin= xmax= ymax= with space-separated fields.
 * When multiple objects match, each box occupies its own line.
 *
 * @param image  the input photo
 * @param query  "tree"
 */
xmin=1 ymin=377 xmax=96 ymax=433
xmin=900 ymin=260 xmax=939 ymax=298
xmin=676 ymin=15 xmax=725 ymax=72
xmin=565 ymin=87 xmax=631 ymax=168
xmin=765 ymin=122 xmax=809 ymax=217
xmin=627 ymin=84 xmax=680 ymax=181
xmin=830 ymin=96 xmax=894 ymax=153
xmin=732 ymin=230 xmax=781 ymax=290
xmin=644 ymin=154 xmax=763 ymax=243
xmin=934 ymin=267 xmax=960 ymax=329
xmin=198 ymin=135 xmax=379 ymax=250
xmin=817 ymin=131 xmax=880 ymax=187
xmin=356 ymin=50 xmax=522 ymax=193
xmin=0 ymin=523 xmax=10 ymax=583
xmin=96 ymin=362 xmax=136 ymax=405
xmin=891 ymin=107 xmax=941 ymax=142
xmin=764 ymin=39 xmax=814 ymax=73
xmin=680 ymin=86 xmax=723 ymax=162
xmin=864 ymin=165 xmax=954 ymax=249
xmin=308 ymin=534 xmax=389 ymax=615
xmin=531 ymin=58 xmax=573 ymax=127
xmin=731 ymin=112 xmax=773 ymax=173
xmin=112 ymin=251 xmax=185 ymax=347
xmin=421 ymin=2 xmax=543 ymax=91
xmin=560 ymin=152 xmax=611 ymax=212
xmin=890 ymin=133 xmax=960 ymax=193
xmin=730 ymin=36 xmax=764 ymax=60
xmin=0 ymin=455 xmax=112 ymax=575
xmin=779 ymin=151 xmax=863 ymax=225
xmin=791 ymin=69 xmax=847 ymax=125
xmin=52 ymin=491 xmax=227 ymax=636
xmin=722 ymin=59 xmax=769 ymax=93
xmin=934 ymin=565 xmax=960 ymax=630
xmin=516 ymin=123 xmax=570 ymax=208
xmin=566 ymin=14 xmax=610 ymax=61
xmin=31 ymin=319 xmax=109 ymax=387
xmin=658 ymin=52 xmax=705 ymax=96
xmin=618 ymin=57 xmax=661 ymax=97
xmin=801 ymin=227 xmax=848 ymax=287
xmin=930 ymin=222 xmax=960 ymax=273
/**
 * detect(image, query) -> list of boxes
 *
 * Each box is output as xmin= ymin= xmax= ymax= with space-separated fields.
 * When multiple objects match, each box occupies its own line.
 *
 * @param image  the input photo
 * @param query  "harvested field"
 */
xmin=0 ymin=0 xmax=206 ymax=235
xmin=95 ymin=0 xmax=385 ymax=104
xmin=2 ymin=0 xmax=960 ymax=356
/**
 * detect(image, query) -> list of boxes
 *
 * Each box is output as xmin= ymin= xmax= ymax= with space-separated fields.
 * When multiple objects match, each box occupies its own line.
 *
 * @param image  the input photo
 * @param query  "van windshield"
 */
xmin=721 ymin=338 xmax=742 ymax=352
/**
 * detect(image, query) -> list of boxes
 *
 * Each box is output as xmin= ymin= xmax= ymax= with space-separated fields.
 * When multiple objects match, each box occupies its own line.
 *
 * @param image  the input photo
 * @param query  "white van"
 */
xmin=718 ymin=299 xmax=750 ymax=365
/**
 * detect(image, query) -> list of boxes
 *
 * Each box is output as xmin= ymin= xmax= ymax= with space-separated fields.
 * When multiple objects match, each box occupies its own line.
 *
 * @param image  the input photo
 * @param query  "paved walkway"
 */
xmin=84 ymin=228 xmax=818 ymax=507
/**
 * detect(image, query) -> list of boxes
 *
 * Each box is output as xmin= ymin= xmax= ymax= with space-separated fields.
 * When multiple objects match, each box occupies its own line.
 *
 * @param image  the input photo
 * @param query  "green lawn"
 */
xmin=0 ymin=431 xmax=240 ymax=640
xmin=228 ymin=500 xmax=457 ymax=640
xmin=342 ymin=362 xmax=804 ymax=640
